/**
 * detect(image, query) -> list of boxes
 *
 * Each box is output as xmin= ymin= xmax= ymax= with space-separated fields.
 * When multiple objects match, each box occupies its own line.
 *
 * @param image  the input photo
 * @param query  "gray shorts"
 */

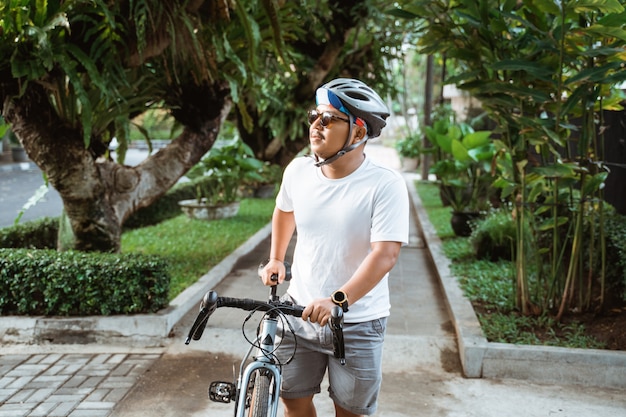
xmin=275 ymin=306 xmax=387 ymax=415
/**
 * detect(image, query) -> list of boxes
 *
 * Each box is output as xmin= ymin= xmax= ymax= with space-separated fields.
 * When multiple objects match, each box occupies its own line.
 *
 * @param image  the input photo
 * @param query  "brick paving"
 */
xmin=0 ymin=353 xmax=160 ymax=417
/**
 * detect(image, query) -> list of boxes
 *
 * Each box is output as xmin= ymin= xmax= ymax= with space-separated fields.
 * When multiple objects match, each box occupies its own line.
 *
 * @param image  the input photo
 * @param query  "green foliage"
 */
xmin=416 ymin=180 xmax=613 ymax=349
xmin=455 ymin=260 xmax=515 ymax=310
xmin=427 ymin=112 xmax=497 ymax=213
xmin=0 ymin=217 xmax=59 ymax=249
xmin=0 ymin=1 xmax=125 ymax=145
xmin=442 ymin=236 xmax=473 ymax=262
xmin=470 ymin=209 xmax=520 ymax=262
xmin=245 ymin=1 xmax=407 ymax=151
xmin=186 ymin=134 xmax=265 ymax=205
xmin=0 ymin=0 xmax=284 ymax=151
xmin=478 ymin=313 xmax=542 ymax=345
xmin=411 ymin=0 xmax=626 ymax=316
xmin=479 ymin=313 xmax=606 ymax=349
xmin=603 ymin=212 xmax=626 ymax=300
xmin=0 ymin=249 xmax=169 ymax=316
xmin=122 ymin=198 xmax=275 ymax=299
xmin=395 ymin=133 xmax=421 ymax=158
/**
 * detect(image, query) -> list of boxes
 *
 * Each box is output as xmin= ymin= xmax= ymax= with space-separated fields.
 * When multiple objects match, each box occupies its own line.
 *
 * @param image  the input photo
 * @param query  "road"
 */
xmin=0 ymin=149 xmax=150 ymax=228
xmin=0 ymin=167 xmax=63 ymax=228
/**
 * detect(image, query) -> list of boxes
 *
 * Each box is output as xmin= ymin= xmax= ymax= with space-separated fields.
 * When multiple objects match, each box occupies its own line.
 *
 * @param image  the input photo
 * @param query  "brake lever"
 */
xmin=329 ymin=306 xmax=346 ymax=365
xmin=185 ymin=290 xmax=218 ymax=344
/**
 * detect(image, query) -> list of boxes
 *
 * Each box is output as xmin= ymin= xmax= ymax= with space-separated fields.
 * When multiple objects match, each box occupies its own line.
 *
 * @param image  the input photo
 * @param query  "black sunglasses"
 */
xmin=307 ymin=109 xmax=350 ymax=127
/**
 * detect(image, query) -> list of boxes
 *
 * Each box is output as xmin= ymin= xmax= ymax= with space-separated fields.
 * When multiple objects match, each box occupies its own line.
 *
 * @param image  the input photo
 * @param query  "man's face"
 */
xmin=308 ymin=104 xmax=352 ymax=160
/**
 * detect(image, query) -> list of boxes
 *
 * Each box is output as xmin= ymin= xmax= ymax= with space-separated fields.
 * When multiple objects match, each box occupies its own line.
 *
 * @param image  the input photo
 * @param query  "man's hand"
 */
xmin=302 ymin=297 xmax=336 ymax=326
xmin=259 ymin=259 xmax=286 ymax=285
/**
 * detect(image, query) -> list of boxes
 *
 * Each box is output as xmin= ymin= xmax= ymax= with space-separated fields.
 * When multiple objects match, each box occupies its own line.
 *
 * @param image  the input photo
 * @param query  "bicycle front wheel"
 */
xmin=248 ymin=369 xmax=273 ymax=417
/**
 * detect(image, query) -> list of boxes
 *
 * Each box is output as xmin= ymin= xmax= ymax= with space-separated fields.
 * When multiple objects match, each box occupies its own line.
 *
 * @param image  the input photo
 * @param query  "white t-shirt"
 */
xmin=275 ymin=155 xmax=409 ymax=323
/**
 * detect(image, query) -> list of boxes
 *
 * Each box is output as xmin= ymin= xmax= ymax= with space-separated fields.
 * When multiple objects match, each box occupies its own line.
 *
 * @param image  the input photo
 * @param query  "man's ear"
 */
xmin=354 ymin=127 xmax=366 ymax=141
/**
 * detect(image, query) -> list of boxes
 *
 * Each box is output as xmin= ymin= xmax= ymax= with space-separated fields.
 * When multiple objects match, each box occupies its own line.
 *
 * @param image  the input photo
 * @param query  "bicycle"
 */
xmin=185 ymin=261 xmax=346 ymax=417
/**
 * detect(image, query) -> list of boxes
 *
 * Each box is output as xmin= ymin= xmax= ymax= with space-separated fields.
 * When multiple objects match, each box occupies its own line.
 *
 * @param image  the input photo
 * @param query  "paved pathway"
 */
xmin=0 ymin=352 xmax=160 ymax=417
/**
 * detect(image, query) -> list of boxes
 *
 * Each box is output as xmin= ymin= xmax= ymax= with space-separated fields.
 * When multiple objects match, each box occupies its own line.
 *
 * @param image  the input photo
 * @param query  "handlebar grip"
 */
xmin=329 ymin=306 xmax=346 ymax=365
xmin=284 ymin=261 xmax=292 ymax=281
xmin=290 ymin=304 xmax=305 ymax=317
xmin=184 ymin=290 xmax=218 ymax=344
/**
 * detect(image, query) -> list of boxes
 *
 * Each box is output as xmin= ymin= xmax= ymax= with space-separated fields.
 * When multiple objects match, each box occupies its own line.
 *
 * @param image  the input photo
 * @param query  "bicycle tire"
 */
xmin=248 ymin=369 xmax=272 ymax=417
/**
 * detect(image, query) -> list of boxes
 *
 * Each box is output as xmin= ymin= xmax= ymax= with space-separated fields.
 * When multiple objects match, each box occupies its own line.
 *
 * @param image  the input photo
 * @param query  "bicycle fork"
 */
xmin=236 ymin=316 xmax=281 ymax=415
xmin=209 ymin=316 xmax=282 ymax=416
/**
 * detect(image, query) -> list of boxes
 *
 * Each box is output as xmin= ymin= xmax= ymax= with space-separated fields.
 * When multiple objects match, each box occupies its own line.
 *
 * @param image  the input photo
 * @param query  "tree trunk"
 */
xmin=3 ymin=82 xmax=231 ymax=252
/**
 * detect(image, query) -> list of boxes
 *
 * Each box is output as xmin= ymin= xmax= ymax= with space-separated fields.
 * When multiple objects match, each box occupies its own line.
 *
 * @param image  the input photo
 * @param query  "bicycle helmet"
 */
xmin=319 ymin=78 xmax=389 ymax=138
xmin=311 ymin=78 xmax=389 ymax=166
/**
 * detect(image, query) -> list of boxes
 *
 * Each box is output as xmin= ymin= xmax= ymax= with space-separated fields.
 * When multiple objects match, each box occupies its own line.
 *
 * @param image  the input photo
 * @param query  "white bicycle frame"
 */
xmin=234 ymin=314 xmax=282 ymax=417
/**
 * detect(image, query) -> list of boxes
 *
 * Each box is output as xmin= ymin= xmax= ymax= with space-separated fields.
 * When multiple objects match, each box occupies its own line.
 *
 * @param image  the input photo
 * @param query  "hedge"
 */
xmin=0 ymin=217 xmax=59 ymax=249
xmin=0 ymin=249 xmax=170 ymax=316
xmin=0 ymin=176 xmax=232 ymax=316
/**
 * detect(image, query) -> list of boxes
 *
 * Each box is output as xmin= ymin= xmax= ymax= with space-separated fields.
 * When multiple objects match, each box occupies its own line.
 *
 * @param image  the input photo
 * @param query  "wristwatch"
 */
xmin=331 ymin=290 xmax=349 ymax=312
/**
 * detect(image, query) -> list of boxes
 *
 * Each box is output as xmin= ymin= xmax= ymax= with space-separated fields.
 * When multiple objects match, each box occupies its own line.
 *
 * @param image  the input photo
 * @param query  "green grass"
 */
xmin=121 ymin=198 xmax=275 ymax=299
xmin=414 ymin=181 xmax=455 ymax=239
xmin=414 ymin=180 xmax=605 ymax=349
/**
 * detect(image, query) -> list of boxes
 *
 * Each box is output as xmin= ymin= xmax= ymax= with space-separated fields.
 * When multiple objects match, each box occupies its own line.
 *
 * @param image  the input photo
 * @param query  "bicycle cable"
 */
xmin=241 ymin=305 xmax=299 ymax=366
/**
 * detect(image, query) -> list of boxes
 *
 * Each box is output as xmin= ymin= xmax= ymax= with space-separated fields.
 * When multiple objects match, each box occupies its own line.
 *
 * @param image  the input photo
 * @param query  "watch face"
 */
xmin=333 ymin=291 xmax=346 ymax=302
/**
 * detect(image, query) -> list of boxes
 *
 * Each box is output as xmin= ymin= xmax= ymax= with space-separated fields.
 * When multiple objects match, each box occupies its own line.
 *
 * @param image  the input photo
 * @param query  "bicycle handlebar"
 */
xmin=185 ymin=261 xmax=345 ymax=364
xmin=185 ymin=291 xmax=346 ymax=365
xmin=185 ymin=290 xmax=305 ymax=344
xmin=217 ymin=296 xmax=305 ymax=316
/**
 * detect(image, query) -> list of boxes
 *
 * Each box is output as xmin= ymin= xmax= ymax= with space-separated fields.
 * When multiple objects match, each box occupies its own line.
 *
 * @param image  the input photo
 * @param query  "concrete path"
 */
xmin=1 ymin=142 xmax=625 ymax=416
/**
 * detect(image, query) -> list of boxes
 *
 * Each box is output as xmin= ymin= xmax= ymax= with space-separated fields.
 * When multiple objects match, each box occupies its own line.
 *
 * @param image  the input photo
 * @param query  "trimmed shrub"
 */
xmin=0 ymin=217 xmax=59 ymax=249
xmin=0 ymin=176 xmax=222 ymax=316
xmin=0 ymin=248 xmax=170 ymax=316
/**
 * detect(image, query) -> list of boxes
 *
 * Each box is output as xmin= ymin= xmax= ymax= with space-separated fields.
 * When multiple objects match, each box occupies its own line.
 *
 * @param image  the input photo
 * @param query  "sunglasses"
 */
xmin=307 ymin=109 xmax=350 ymax=127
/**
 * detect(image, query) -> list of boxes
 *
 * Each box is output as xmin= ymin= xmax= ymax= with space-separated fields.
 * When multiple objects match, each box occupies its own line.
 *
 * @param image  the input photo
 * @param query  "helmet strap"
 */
xmin=314 ymin=116 xmax=368 ymax=167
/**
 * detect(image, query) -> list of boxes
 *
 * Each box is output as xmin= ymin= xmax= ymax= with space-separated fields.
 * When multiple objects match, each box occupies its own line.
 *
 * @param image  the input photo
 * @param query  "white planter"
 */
xmin=178 ymin=199 xmax=240 ymax=221
xmin=401 ymin=157 xmax=419 ymax=172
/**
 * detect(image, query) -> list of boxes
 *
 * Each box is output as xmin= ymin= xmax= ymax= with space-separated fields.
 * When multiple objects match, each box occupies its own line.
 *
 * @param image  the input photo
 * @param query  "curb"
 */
xmin=0 ymin=223 xmax=272 ymax=348
xmin=405 ymin=174 xmax=626 ymax=390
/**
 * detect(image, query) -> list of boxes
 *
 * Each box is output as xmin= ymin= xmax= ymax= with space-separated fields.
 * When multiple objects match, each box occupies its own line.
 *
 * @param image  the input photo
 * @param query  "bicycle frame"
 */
xmin=234 ymin=315 xmax=282 ymax=417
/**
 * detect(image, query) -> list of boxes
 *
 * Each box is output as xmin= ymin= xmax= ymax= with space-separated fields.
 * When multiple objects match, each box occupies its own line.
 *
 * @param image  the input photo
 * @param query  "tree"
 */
xmin=0 ymin=1 xmax=257 ymax=252
xmin=0 ymin=0 xmax=410 ymax=253
xmin=402 ymin=0 xmax=626 ymax=316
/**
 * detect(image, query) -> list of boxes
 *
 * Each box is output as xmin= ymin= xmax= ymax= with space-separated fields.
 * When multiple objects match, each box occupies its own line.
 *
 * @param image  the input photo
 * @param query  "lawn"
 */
xmin=121 ymin=198 xmax=275 ymax=299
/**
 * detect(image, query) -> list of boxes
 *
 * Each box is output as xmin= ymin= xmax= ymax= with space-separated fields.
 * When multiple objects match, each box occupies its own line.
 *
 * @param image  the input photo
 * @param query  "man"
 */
xmin=260 ymin=78 xmax=409 ymax=417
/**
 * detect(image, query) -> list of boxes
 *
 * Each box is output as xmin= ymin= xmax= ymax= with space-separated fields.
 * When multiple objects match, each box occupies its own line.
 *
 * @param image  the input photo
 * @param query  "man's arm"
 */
xmin=340 ymin=240 xmax=402 ymax=304
xmin=260 ymin=207 xmax=295 ymax=285
xmin=302 ymin=240 xmax=402 ymax=325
